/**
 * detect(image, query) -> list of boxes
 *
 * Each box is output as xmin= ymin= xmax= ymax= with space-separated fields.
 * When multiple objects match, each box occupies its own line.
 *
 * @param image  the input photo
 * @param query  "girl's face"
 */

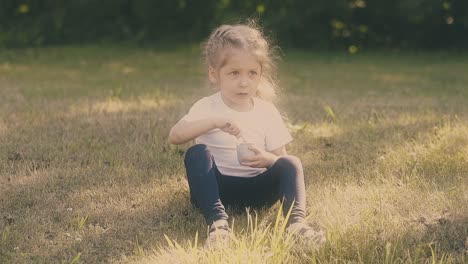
xmin=209 ymin=48 xmax=262 ymax=111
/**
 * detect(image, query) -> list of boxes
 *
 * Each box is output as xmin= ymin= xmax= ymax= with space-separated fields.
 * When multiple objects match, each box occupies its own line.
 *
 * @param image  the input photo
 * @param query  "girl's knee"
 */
xmin=184 ymin=144 xmax=210 ymax=163
xmin=277 ymin=155 xmax=303 ymax=169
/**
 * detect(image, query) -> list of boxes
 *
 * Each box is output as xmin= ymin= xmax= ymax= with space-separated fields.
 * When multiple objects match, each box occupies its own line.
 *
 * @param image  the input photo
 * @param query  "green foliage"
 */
xmin=0 ymin=0 xmax=467 ymax=49
xmin=75 ymin=214 xmax=88 ymax=230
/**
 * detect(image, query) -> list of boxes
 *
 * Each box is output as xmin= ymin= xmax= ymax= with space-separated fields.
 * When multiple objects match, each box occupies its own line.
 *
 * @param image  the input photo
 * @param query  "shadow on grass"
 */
xmin=0 ymin=97 xmax=193 ymax=262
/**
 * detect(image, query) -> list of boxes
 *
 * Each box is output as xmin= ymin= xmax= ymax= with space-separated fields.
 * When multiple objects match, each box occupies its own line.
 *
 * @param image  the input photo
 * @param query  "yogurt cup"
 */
xmin=237 ymin=143 xmax=255 ymax=165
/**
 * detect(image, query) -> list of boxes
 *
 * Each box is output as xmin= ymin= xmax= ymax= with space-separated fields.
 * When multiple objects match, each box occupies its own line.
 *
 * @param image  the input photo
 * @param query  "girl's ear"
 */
xmin=208 ymin=66 xmax=218 ymax=84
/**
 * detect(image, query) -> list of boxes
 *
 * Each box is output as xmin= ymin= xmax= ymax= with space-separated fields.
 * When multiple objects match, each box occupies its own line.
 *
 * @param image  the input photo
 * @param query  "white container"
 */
xmin=237 ymin=143 xmax=255 ymax=165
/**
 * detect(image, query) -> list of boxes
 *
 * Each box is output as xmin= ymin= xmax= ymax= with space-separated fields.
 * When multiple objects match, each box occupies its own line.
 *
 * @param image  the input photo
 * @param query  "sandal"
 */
xmin=205 ymin=219 xmax=231 ymax=249
xmin=286 ymin=222 xmax=326 ymax=250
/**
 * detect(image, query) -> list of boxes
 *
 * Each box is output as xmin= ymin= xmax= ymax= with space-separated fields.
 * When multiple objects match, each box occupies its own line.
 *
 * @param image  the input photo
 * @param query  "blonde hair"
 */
xmin=203 ymin=21 xmax=280 ymax=102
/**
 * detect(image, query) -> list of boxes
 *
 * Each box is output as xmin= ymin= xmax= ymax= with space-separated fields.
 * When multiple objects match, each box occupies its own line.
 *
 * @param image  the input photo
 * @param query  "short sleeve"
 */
xmin=181 ymin=97 xmax=212 ymax=122
xmin=265 ymin=105 xmax=293 ymax=151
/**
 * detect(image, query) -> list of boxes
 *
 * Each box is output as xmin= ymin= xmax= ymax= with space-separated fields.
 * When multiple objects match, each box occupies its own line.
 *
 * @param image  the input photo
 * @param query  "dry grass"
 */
xmin=0 ymin=46 xmax=467 ymax=263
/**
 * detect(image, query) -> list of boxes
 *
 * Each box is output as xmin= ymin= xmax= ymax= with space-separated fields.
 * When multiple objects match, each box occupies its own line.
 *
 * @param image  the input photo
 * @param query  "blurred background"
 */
xmin=1 ymin=0 xmax=467 ymax=51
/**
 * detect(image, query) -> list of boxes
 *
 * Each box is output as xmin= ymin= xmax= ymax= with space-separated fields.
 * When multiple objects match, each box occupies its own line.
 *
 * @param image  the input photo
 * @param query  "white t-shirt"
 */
xmin=182 ymin=92 xmax=293 ymax=177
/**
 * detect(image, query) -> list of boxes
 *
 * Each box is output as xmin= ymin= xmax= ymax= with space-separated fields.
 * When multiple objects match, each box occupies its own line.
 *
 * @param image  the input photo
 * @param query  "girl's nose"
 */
xmin=239 ymin=75 xmax=249 ymax=87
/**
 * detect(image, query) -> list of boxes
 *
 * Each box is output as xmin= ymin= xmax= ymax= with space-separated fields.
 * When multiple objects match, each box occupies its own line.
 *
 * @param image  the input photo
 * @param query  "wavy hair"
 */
xmin=202 ymin=20 xmax=280 ymax=102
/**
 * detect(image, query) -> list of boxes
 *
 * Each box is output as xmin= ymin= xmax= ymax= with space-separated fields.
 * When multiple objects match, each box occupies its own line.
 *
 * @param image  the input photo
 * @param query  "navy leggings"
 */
xmin=184 ymin=144 xmax=307 ymax=225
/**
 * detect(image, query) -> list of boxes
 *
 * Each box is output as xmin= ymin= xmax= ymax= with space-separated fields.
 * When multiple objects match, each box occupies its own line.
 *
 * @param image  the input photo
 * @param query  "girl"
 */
xmin=168 ymin=22 xmax=325 ymax=249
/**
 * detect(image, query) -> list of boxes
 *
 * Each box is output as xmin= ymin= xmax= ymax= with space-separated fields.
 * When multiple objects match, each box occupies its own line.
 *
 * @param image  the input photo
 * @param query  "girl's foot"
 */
xmin=286 ymin=222 xmax=326 ymax=250
xmin=205 ymin=219 xmax=231 ymax=249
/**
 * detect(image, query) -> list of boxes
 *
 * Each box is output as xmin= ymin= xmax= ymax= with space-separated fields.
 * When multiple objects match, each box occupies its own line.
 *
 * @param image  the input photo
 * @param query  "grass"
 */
xmin=0 ymin=45 xmax=467 ymax=263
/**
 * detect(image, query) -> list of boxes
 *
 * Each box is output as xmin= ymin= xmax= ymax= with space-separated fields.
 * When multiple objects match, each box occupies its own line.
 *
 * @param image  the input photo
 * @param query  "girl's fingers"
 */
xmin=248 ymin=146 xmax=261 ymax=154
xmin=242 ymin=156 xmax=257 ymax=162
xmin=242 ymin=161 xmax=259 ymax=167
xmin=222 ymin=123 xmax=230 ymax=129
xmin=242 ymin=156 xmax=263 ymax=167
xmin=221 ymin=125 xmax=241 ymax=137
xmin=224 ymin=128 xmax=236 ymax=134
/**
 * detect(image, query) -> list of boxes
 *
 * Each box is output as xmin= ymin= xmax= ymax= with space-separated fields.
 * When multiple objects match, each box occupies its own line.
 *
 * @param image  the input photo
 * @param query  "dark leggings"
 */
xmin=184 ymin=144 xmax=307 ymax=225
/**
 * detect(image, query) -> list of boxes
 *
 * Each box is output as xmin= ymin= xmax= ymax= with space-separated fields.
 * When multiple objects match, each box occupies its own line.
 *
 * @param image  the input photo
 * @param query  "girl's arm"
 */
xmin=168 ymin=119 xmax=216 ymax=145
xmin=168 ymin=117 xmax=241 ymax=145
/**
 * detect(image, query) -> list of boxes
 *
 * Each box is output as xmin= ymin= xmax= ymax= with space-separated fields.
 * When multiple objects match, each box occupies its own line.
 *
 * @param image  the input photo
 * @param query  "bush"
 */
xmin=0 ymin=0 xmax=467 ymax=49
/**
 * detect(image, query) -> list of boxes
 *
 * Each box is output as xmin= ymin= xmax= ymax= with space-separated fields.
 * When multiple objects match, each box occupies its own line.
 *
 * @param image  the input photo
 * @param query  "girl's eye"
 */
xmin=229 ymin=71 xmax=239 ymax=76
xmin=249 ymin=71 xmax=258 ymax=76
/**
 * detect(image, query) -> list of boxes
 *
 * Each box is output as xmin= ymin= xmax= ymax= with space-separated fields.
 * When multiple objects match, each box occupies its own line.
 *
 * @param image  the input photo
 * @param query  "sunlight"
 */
xmin=68 ymin=96 xmax=181 ymax=116
xmin=18 ymin=4 xmax=30 ymax=14
xmin=371 ymin=73 xmax=427 ymax=85
xmin=360 ymin=110 xmax=440 ymax=131
xmin=375 ymin=73 xmax=404 ymax=83
xmin=92 ymin=98 xmax=171 ymax=113
xmin=1 ymin=62 xmax=11 ymax=72
xmin=70 ymin=171 xmax=187 ymax=217
xmin=105 ymin=62 xmax=137 ymax=75
xmin=376 ymin=120 xmax=468 ymax=181
xmin=310 ymin=122 xmax=342 ymax=138
xmin=3 ymin=166 xmax=56 ymax=189
xmin=389 ymin=112 xmax=439 ymax=126
xmin=287 ymin=121 xmax=342 ymax=138
xmin=0 ymin=120 xmax=6 ymax=137
xmin=463 ymin=144 xmax=468 ymax=161
xmin=317 ymin=181 xmax=451 ymax=234
xmin=137 ymin=202 xmax=296 ymax=264
xmin=0 ymin=63 xmax=30 ymax=73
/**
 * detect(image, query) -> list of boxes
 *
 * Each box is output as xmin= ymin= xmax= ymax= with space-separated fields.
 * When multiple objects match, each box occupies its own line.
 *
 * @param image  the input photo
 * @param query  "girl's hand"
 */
xmin=214 ymin=118 xmax=242 ymax=138
xmin=241 ymin=145 xmax=279 ymax=168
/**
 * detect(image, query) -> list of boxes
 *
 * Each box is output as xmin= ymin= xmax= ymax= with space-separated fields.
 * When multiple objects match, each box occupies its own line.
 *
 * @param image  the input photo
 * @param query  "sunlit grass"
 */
xmin=67 ymin=96 xmax=181 ymax=117
xmin=0 ymin=46 xmax=467 ymax=263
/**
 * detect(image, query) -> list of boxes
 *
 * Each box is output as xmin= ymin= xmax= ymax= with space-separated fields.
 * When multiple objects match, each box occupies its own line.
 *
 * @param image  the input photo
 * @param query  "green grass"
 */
xmin=0 ymin=46 xmax=467 ymax=263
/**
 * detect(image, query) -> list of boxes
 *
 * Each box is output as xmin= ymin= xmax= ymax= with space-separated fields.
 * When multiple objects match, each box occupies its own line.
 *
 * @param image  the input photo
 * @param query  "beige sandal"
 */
xmin=205 ymin=219 xmax=231 ymax=249
xmin=286 ymin=222 xmax=326 ymax=250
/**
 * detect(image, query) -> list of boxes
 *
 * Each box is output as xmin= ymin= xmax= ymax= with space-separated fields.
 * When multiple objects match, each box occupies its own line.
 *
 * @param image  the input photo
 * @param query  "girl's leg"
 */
xmin=218 ymin=172 xmax=279 ymax=209
xmin=184 ymin=144 xmax=228 ymax=225
xmin=218 ymin=155 xmax=307 ymax=224
xmin=232 ymin=156 xmax=325 ymax=248
xmin=256 ymin=155 xmax=307 ymax=224
xmin=275 ymin=155 xmax=307 ymax=224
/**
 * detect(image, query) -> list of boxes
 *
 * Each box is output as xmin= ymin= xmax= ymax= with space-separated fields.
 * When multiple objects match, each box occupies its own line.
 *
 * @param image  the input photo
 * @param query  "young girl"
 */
xmin=168 ymin=22 xmax=325 ymax=249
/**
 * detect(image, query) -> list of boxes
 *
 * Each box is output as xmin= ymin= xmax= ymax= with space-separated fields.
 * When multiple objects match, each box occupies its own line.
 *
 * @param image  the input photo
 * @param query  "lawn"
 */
xmin=0 ymin=46 xmax=467 ymax=263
